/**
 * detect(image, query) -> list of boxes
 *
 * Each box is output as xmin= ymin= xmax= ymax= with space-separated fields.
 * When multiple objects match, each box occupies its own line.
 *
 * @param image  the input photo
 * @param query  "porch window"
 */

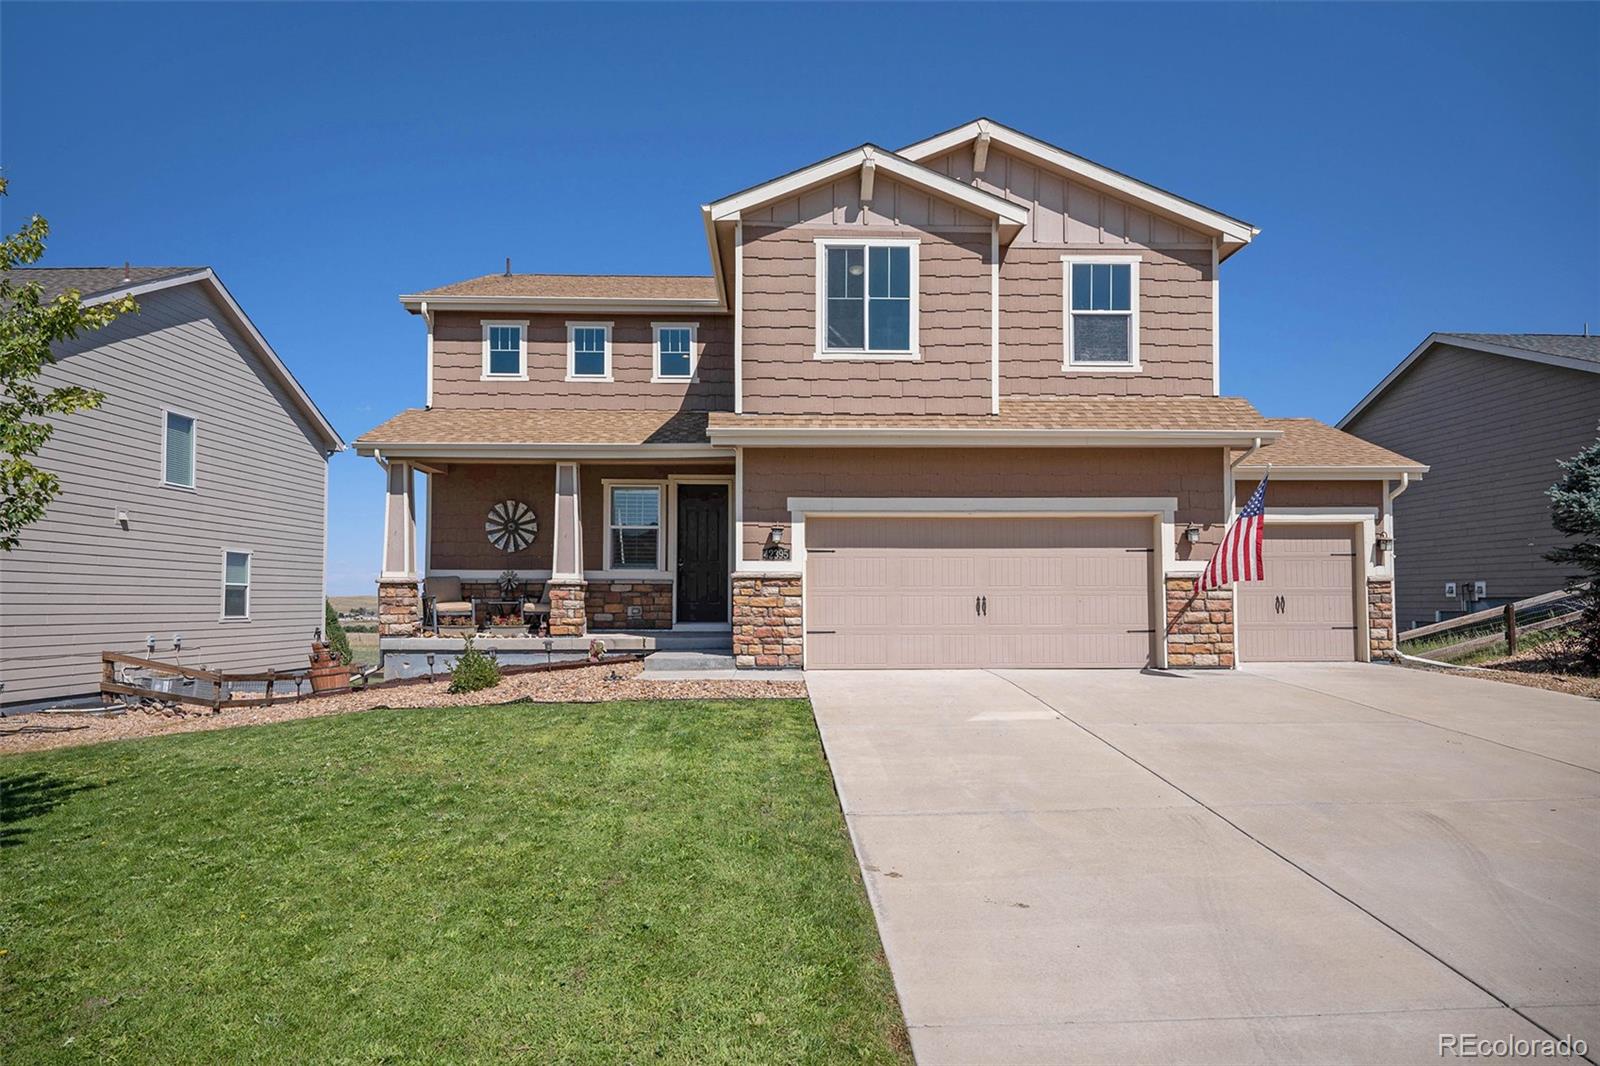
xmin=653 ymin=323 xmax=696 ymax=381
xmin=1063 ymin=257 xmax=1140 ymax=369
xmin=567 ymin=322 xmax=612 ymax=380
xmin=481 ymin=321 xmax=527 ymax=379
xmin=817 ymin=239 xmax=917 ymax=358
xmin=607 ymin=485 xmax=661 ymax=570
xmin=221 ymin=550 xmax=250 ymax=619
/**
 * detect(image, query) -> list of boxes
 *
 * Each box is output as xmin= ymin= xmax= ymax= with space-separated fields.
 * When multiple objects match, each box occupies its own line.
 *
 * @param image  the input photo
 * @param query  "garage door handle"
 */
xmin=975 ymin=596 xmax=981 ymax=616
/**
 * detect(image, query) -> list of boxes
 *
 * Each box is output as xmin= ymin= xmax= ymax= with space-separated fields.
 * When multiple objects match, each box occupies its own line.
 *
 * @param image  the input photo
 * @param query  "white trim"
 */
xmin=422 ymin=467 xmax=432 ymax=579
xmin=707 ymin=145 xmax=1031 ymax=228
xmin=1235 ymin=465 xmax=1426 ymax=479
xmin=706 ymin=426 xmax=1284 ymax=448
xmin=897 ymin=120 xmax=1257 ymax=250
xmin=1062 ymin=254 xmax=1141 ymax=372
xmin=585 ymin=568 xmax=672 ymax=582
xmin=480 ymin=319 xmax=529 ymax=381
xmin=666 ymin=474 xmax=736 ymax=626
xmin=220 ymin=548 xmax=252 ymax=622
xmin=565 ymin=321 xmax=614 ymax=382
xmin=81 ymin=269 xmax=344 ymax=451
xmin=990 ymin=221 xmax=1000 ymax=415
xmin=159 ymin=406 xmax=198 ymax=490
xmin=733 ymin=219 xmax=744 ymax=414
xmin=355 ymin=442 xmax=729 ymax=461
xmin=551 ymin=461 xmax=583 ymax=580
xmin=402 ymin=294 xmax=723 ymax=315
xmin=651 ymin=321 xmax=699 ymax=383
xmin=422 ymin=300 xmax=434 ymax=407
xmin=813 ymin=238 xmax=921 ymax=360
xmin=602 ymin=479 xmax=667 ymax=575
xmin=734 ymin=446 xmax=746 ymax=567
xmin=1338 ymin=331 xmax=1600 ymax=429
xmin=1211 ymin=239 xmax=1220 ymax=396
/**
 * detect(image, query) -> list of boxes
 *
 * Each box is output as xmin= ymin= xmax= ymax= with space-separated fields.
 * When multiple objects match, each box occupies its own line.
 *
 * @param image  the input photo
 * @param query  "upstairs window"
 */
xmin=817 ymin=239 xmax=918 ymax=358
xmin=221 ymin=550 xmax=251 ymax=619
xmin=607 ymin=485 xmax=662 ymax=571
xmin=1064 ymin=257 xmax=1140 ymax=369
xmin=567 ymin=322 xmax=612 ymax=381
xmin=163 ymin=410 xmax=196 ymax=488
xmin=482 ymin=322 xmax=527 ymax=379
xmin=653 ymin=323 xmax=696 ymax=381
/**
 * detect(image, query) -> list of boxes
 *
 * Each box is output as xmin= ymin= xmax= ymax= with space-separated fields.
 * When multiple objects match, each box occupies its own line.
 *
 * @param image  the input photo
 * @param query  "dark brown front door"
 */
xmin=676 ymin=484 xmax=729 ymax=623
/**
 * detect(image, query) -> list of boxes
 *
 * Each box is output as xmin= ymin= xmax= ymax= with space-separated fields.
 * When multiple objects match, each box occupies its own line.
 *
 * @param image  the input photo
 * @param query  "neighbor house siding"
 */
xmin=429 ymin=312 xmax=733 ymax=411
xmin=0 ymin=284 xmax=330 ymax=708
xmin=738 ymin=447 xmax=1226 ymax=563
xmin=1342 ymin=343 xmax=1600 ymax=629
xmin=739 ymin=172 xmax=994 ymax=416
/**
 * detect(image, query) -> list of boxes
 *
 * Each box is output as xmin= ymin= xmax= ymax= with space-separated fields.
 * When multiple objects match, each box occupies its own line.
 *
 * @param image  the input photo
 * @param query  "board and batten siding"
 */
xmin=924 ymin=145 xmax=1216 ymax=398
xmin=0 ymin=284 xmax=331 ymax=708
xmin=1341 ymin=343 xmax=1600 ymax=630
xmin=429 ymin=312 xmax=732 ymax=411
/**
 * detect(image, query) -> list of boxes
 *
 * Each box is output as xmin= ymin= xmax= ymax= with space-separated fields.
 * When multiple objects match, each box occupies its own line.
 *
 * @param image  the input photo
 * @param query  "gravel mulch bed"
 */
xmin=0 ymin=660 xmax=807 ymax=756
xmin=1402 ymin=654 xmax=1600 ymax=700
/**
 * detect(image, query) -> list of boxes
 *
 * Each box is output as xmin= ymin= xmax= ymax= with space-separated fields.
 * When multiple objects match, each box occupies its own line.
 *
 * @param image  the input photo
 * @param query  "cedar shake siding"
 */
xmin=739 ymin=173 xmax=994 ymax=416
xmin=430 ymin=312 xmax=732 ymax=411
xmin=1342 ymin=342 xmax=1600 ymax=629
xmin=0 ymin=284 xmax=331 ymax=709
xmin=739 ymin=447 xmax=1226 ymax=562
xmin=429 ymin=463 xmax=556 ymax=572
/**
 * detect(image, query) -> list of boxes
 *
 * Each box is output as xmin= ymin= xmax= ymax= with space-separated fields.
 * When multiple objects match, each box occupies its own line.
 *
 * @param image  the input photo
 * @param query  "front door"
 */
xmin=675 ymin=484 xmax=729 ymax=623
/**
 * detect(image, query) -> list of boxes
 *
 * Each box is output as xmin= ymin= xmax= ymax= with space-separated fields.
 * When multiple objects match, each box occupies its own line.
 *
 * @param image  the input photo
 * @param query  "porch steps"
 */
xmin=641 ymin=650 xmax=737 ymax=674
xmin=613 ymin=629 xmax=733 ymax=653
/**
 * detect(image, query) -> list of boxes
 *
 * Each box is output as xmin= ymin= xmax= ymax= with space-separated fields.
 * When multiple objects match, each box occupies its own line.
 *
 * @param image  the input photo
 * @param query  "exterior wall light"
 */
xmin=768 ymin=526 xmax=784 ymax=544
xmin=1183 ymin=525 xmax=1201 ymax=544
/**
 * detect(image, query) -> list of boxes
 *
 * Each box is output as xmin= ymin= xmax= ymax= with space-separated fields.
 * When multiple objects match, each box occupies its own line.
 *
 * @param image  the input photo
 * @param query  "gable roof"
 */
xmin=898 ymin=118 xmax=1258 ymax=258
xmin=1235 ymin=418 xmax=1427 ymax=475
xmin=15 ymin=266 xmax=344 ymax=452
xmin=1338 ymin=331 xmax=1600 ymax=429
xmin=399 ymin=273 xmax=723 ymax=313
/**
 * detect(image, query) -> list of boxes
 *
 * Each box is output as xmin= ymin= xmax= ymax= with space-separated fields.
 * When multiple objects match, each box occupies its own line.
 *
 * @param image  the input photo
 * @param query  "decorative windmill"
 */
xmin=485 ymin=500 xmax=538 ymax=552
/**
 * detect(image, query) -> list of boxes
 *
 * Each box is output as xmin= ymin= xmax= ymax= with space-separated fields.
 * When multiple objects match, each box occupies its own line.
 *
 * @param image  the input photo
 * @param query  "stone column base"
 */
xmin=546 ymin=580 xmax=588 ymax=637
xmin=378 ymin=578 xmax=421 ymax=637
xmin=1368 ymin=579 xmax=1396 ymax=660
xmin=732 ymin=573 xmax=803 ymax=668
xmin=1165 ymin=577 xmax=1235 ymax=668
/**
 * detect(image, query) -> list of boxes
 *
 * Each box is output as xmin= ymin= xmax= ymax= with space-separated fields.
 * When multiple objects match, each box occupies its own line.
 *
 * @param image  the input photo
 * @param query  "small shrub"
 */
xmin=323 ymin=600 xmax=353 ymax=664
xmin=448 ymin=635 xmax=502 ymax=694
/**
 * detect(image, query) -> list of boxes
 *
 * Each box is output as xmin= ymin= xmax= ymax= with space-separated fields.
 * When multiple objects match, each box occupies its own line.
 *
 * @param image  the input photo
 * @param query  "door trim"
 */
xmin=1235 ymin=511 xmax=1375 ymax=666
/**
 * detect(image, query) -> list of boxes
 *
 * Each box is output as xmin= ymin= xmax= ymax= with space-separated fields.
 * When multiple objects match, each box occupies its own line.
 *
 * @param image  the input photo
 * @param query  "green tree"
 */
xmin=324 ymin=600 xmax=354 ymax=665
xmin=1546 ymin=426 xmax=1600 ymax=672
xmin=0 ymin=177 xmax=136 ymax=550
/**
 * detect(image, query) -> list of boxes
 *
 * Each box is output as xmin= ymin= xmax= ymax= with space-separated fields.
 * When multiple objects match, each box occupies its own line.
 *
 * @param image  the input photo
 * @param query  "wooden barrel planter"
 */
xmin=308 ymin=642 xmax=349 ymax=693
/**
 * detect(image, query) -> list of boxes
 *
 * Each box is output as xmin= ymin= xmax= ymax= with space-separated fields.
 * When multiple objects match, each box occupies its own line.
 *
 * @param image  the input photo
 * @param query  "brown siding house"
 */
xmin=355 ymin=118 xmax=1425 ymax=672
xmin=1339 ymin=333 xmax=1600 ymax=630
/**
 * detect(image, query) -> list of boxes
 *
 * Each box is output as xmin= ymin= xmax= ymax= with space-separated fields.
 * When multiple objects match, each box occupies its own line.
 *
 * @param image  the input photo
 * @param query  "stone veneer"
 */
xmin=1368 ymin=579 xmax=1396 ymax=660
xmin=546 ymin=581 xmax=588 ymax=637
xmin=586 ymin=580 xmax=673 ymax=630
xmin=1164 ymin=577 xmax=1234 ymax=668
xmin=378 ymin=579 xmax=421 ymax=637
xmin=732 ymin=574 xmax=803 ymax=668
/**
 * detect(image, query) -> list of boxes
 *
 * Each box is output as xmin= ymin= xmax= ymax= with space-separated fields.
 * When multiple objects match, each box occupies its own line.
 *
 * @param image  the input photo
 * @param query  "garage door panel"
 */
xmin=1238 ymin=524 xmax=1358 ymax=662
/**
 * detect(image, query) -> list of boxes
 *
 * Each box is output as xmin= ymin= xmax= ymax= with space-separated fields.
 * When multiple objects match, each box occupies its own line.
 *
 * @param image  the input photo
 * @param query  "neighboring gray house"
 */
xmin=0 ymin=267 xmax=344 ymax=711
xmin=1339 ymin=332 xmax=1600 ymax=631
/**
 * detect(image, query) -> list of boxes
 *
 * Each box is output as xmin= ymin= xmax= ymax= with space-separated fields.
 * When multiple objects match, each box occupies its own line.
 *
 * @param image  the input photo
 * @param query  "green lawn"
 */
xmin=0 ymin=701 xmax=907 ymax=1064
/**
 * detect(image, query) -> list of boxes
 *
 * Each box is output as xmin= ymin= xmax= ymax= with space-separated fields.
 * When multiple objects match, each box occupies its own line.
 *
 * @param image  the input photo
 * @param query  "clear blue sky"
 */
xmin=4 ymin=2 xmax=1596 ymax=595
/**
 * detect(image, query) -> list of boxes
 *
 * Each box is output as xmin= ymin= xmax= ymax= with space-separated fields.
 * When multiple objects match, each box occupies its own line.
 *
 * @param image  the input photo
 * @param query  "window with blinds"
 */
xmin=164 ymin=411 xmax=196 ymax=487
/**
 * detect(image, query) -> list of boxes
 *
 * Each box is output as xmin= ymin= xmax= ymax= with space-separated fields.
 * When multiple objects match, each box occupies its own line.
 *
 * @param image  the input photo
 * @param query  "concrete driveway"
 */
xmin=807 ymin=664 xmax=1599 ymax=1065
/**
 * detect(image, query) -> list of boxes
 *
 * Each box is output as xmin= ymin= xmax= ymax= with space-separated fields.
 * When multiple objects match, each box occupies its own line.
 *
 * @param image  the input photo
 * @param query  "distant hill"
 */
xmin=329 ymin=595 xmax=378 ymax=616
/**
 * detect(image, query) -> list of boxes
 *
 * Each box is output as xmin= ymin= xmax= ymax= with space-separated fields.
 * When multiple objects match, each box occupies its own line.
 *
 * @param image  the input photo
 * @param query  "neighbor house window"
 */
xmin=221 ymin=550 xmax=251 ymax=619
xmin=607 ymin=485 xmax=662 ymax=570
xmin=482 ymin=322 xmax=527 ymax=379
xmin=816 ymin=239 xmax=917 ymax=357
xmin=163 ymin=410 xmax=196 ymax=488
xmin=567 ymin=322 xmax=612 ymax=380
xmin=1064 ymin=257 xmax=1140 ymax=369
xmin=653 ymin=323 xmax=696 ymax=381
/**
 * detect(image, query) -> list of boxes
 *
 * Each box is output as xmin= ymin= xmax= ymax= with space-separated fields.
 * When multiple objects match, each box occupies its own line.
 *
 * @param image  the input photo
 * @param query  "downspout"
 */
xmin=1387 ymin=471 xmax=1411 ymax=504
xmin=1229 ymin=436 xmax=1263 ymax=470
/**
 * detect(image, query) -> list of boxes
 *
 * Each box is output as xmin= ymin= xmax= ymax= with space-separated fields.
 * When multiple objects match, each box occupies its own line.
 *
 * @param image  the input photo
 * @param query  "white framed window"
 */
xmin=566 ymin=321 xmax=613 ymax=381
xmin=1063 ymin=255 xmax=1140 ymax=371
xmin=652 ymin=322 xmax=698 ymax=382
xmin=481 ymin=321 xmax=528 ymax=380
xmin=814 ymin=238 xmax=919 ymax=359
xmin=604 ymin=483 xmax=663 ymax=571
xmin=221 ymin=549 xmax=251 ymax=620
xmin=162 ymin=409 xmax=197 ymax=489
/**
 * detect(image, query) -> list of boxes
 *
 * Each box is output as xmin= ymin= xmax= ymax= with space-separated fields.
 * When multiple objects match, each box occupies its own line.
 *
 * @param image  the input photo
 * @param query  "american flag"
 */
xmin=1196 ymin=473 xmax=1268 ymax=592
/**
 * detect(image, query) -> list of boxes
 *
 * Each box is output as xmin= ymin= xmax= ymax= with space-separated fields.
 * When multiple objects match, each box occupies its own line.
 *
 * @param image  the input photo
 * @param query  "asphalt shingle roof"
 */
xmin=412 ymin=274 xmax=721 ymax=302
xmin=356 ymin=408 xmax=713 ymax=447
xmin=707 ymin=396 xmax=1273 ymax=432
xmin=1437 ymin=333 xmax=1600 ymax=365
xmin=13 ymin=266 xmax=204 ymax=302
xmin=1237 ymin=418 xmax=1426 ymax=472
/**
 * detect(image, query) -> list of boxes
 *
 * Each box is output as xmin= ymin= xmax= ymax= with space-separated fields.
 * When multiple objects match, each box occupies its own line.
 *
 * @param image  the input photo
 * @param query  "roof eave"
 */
xmin=353 ymin=441 xmax=728 ymax=460
xmin=705 ymin=426 xmax=1283 ymax=448
xmin=398 ymin=293 xmax=727 ymax=315
xmin=1236 ymin=463 xmax=1429 ymax=479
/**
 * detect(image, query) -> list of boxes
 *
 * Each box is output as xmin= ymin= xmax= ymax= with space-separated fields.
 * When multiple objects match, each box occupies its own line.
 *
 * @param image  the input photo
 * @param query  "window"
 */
xmin=816 ymin=239 xmax=917 ymax=358
xmin=221 ymin=550 xmax=250 ymax=619
xmin=607 ymin=485 xmax=662 ymax=571
xmin=653 ymin=323 xmax=696 ymax=381
xmin=1064 ymin=257 xmax=1140 ymax=369
xmin=482 ymin=322 xmax=526 ymax=379
xmin=163 ymin=410 xmax=196 ymax=488
xmin=567 ymin=322 xmax=612 ymax=380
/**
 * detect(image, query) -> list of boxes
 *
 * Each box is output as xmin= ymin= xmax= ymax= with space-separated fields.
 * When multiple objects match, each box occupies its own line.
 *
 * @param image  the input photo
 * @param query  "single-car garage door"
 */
xmin=1237 ymin=524 xmax=1359 ymax=662
xmin=804 ymin=516 xmax=1155 ymax=669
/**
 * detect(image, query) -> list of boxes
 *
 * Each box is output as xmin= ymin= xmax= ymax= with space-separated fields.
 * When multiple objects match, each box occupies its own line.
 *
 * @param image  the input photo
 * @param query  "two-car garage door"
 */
xmin=804 ymin=516 xmax=1155 ymax=669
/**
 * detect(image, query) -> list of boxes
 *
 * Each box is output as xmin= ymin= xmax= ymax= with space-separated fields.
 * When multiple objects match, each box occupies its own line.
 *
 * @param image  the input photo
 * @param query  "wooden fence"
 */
xmin=101 ymin=653 xmax=318 ymax=710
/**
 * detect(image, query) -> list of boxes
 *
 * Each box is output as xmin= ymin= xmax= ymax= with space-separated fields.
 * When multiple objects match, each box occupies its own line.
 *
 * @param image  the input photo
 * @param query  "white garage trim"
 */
xmin=1234 ymin=508 xmax=1377 ymax=666
xmin=781 ymin=496 xmax=1179 ymax=670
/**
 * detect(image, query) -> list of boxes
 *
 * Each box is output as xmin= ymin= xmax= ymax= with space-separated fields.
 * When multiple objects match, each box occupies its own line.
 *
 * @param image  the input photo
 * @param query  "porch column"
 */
xmin=547 ymin=461 xmax=587 ymax=635
xmin=377 ymin=460 xmax=420 ymax=636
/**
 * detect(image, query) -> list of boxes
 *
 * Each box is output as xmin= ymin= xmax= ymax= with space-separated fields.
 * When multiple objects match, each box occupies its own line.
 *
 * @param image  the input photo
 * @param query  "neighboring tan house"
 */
xmin=355 ymin=118 xmax=1425 ymax=671
xmin=0 ymin=267 xmax=344 ymax=711
xmin=1339 ymin=333 xmax=1600 ymax=631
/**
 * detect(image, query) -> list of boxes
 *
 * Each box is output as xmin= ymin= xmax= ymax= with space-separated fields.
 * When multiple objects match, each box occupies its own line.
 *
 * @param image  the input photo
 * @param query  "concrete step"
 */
xmin=616 ymin=629 xmax=733 ymax=652
xmin=642 ymin=650 xmax=737 ymax=673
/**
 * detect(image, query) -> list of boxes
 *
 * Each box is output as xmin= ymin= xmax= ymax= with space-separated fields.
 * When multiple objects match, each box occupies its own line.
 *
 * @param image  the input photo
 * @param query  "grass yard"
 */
xmin=0 ymin=700 xmax=907 ymax=1064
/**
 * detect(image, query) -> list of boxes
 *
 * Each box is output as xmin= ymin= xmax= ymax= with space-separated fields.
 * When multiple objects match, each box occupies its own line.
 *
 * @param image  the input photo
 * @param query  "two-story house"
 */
xmin=354 ymin=119 xmax=1426 ymax=671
